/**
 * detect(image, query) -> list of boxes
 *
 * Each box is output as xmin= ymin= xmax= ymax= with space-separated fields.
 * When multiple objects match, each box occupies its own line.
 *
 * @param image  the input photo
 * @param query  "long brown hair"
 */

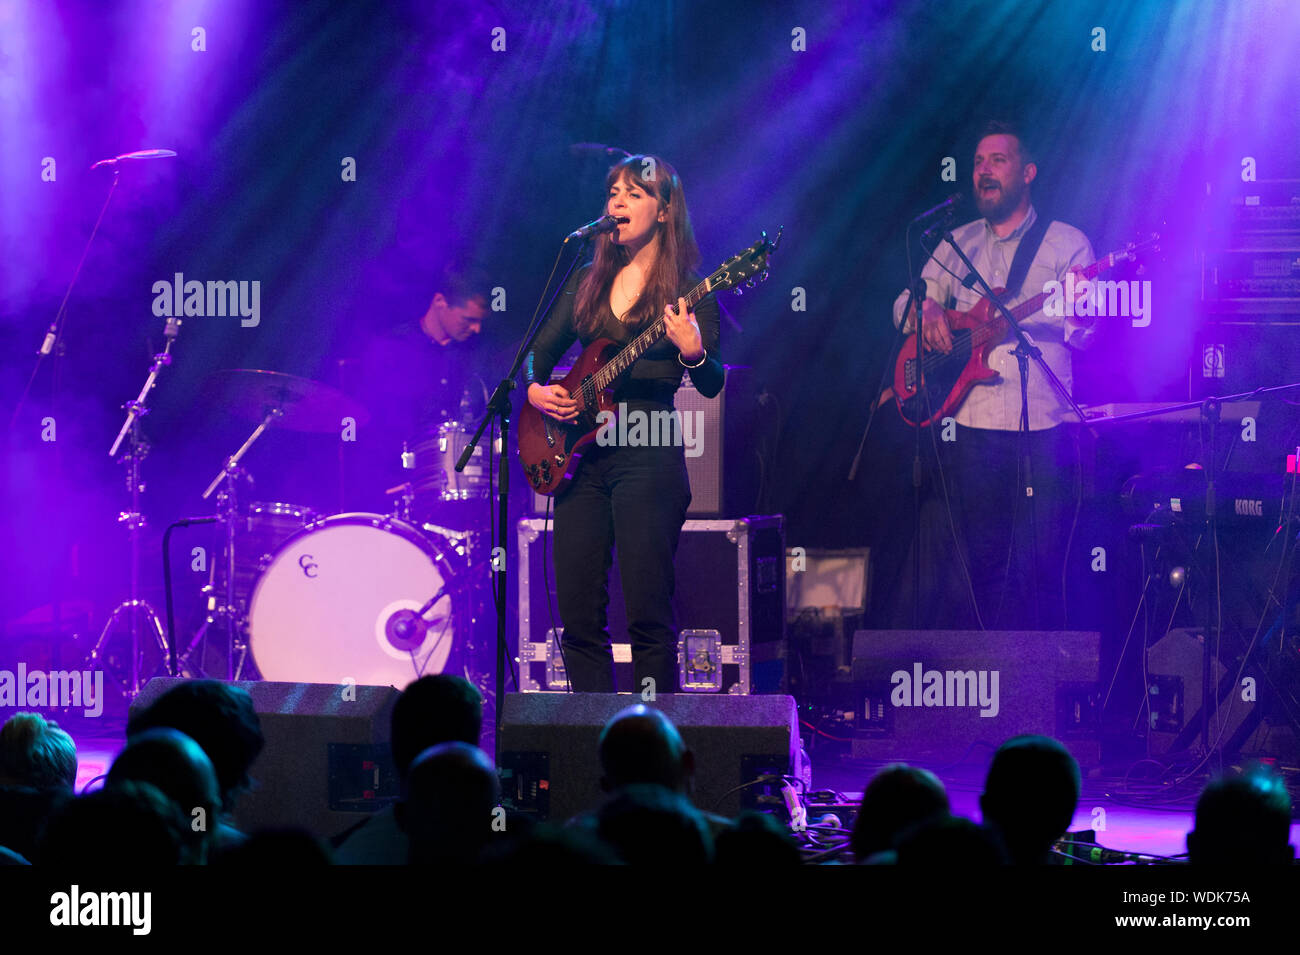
xmin=573 ymin=154 xmax=700 ymax=336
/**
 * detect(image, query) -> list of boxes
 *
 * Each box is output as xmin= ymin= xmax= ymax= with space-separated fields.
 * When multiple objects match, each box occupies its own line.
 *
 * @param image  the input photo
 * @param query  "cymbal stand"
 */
xmin=200 ymin=405 xmax=282 ymax=679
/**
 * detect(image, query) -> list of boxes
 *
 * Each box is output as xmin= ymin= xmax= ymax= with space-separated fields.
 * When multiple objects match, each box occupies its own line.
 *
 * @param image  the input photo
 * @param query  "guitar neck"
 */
xmin=594 ymin=275 xmax=713 ymax=387
xmin=1002 ymin=252 xmax=1115 ymax=325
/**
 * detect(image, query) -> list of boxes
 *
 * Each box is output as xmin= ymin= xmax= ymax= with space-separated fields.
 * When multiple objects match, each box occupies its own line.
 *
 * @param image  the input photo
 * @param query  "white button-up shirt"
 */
xmin=892 ymin=206 xmax=1095 ymax=431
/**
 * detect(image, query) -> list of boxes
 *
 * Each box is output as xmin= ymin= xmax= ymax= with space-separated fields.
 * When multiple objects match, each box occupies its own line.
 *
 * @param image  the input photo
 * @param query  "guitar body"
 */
xmin=519 ymin=338 xmax=622 ymax=496
xmin=892 ymin=291 xmax=1007 ymax=427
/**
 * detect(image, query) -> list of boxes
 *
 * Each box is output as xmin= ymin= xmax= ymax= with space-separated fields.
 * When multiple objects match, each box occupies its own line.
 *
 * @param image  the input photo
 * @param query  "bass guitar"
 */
xmin=885 ymin=233 xmax=1159 ymax=426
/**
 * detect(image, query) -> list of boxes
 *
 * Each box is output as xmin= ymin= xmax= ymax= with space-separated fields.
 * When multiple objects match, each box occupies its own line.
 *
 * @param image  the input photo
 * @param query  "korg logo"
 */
xmin=1234 ymin=498 xmax=1263 ymax=517
xmin=890 ymin=662 xmax=1000 ymax=717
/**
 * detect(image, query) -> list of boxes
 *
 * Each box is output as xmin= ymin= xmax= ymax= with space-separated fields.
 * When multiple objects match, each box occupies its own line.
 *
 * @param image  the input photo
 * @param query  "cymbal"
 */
xmin=206 ymin=369 xmax=371 ymax=433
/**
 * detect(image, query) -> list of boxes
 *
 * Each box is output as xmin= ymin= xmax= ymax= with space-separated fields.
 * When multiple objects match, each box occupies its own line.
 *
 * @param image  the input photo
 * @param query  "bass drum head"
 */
xmin=248 ymin=513 xmax=458 ymax=688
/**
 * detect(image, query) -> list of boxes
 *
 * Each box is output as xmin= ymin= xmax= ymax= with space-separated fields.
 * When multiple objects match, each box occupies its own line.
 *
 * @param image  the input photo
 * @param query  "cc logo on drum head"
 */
xmin=298 ymin=553 xmax=318 ymax=578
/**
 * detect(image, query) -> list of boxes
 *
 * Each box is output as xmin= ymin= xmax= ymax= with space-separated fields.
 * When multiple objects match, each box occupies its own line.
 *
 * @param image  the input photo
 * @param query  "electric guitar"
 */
xmin=885 ymin=233 xmax=1160 ymax=426
xmin=520 ymin=229 xmax=782 ymax=496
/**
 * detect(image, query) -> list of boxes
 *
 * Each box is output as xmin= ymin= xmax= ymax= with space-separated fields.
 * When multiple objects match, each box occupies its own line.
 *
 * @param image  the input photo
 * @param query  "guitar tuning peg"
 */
xmin=759 ymin=270 xmax=769 ymax=283
xmin=733 ymin=287 xmax=744 ymax=296
xmin=746 ymin=278 xmax=756 ymax=289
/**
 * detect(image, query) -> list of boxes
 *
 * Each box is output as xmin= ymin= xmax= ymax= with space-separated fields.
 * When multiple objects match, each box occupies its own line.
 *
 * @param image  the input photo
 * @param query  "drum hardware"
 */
xmin=177 ymin=495 xmax=317 ymax=680
xmin=87 ymin=315 xmax=180 ymax=699
xmin=188 ymin=369 xmax=371 ymax=680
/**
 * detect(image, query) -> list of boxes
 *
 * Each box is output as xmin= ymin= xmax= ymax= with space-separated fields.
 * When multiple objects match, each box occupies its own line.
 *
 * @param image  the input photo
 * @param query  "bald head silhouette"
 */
xmin=598 ymin=705 xmax=694 ymax=794
xmin=398 ymin=742 xmax=500 ymax=864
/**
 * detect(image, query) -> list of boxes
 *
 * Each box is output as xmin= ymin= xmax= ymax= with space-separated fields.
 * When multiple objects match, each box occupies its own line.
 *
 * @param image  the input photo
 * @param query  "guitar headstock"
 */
xmin=708 ymin=228 xmax=784 ymax=295
xmin=1114 ymin=231 xmax=1161 ymax=264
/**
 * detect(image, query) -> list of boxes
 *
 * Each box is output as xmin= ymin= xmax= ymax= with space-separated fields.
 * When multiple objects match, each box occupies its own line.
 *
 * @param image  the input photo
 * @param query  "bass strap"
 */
xmin=999 ymin=213 xmax=1053 ymax=302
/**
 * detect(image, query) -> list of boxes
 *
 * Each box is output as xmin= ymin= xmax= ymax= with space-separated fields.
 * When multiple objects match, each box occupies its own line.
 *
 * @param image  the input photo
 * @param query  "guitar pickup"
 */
xmin=904 ymin=357 xmax=918 ymax=391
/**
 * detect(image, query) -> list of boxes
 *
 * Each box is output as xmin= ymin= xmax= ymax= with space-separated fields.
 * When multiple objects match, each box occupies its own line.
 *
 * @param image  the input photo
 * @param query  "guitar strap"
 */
xmin=999 ymin=214 xmax=1053 ymax=302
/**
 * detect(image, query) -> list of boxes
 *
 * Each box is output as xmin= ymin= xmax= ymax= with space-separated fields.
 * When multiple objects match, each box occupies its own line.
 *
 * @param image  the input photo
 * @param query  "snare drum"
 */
xmin=247 ymin=513 xmax=466 ymax=688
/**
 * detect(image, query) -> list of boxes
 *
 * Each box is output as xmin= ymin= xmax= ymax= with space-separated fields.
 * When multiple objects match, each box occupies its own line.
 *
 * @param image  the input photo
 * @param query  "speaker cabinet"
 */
xmin=497 ymin=692 xmax=799 ymax=822
xmin=848 ymin=630 xmax=1102 ymax=768
xmin=1146 ymin=627 xmax=1265 ymax=756
xmin=130 ymin=678 xmax=400 ymax=841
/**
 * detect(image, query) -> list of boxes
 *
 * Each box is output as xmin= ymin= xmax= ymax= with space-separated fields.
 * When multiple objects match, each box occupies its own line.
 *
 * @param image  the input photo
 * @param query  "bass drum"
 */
xmin=248 ymin=513 xmax=464 ymax=689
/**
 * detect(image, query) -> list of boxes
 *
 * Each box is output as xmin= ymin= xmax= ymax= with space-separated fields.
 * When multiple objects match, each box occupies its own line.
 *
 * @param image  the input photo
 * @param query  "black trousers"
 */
xmin=552 ymin=406 xmax=691 ymax=693
xmin=949 ymin=422 xmax=1079 ymax=630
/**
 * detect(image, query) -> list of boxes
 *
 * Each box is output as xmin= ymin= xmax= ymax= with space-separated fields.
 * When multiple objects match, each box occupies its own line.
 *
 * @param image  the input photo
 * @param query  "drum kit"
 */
xmin=95 ymin=366 xmax=496 ymax=701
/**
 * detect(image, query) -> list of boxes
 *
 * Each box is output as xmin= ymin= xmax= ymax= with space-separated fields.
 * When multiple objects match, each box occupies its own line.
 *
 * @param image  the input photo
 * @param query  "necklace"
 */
xmin=617 ymin=266 xmax=642 ymax=321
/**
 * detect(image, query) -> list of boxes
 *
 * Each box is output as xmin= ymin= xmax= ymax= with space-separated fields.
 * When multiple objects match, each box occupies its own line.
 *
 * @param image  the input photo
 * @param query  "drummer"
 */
xmin=350 ymin=262 xmax=494 ymax=509
xmin=414 ymin=262 xmax=493 ymax=425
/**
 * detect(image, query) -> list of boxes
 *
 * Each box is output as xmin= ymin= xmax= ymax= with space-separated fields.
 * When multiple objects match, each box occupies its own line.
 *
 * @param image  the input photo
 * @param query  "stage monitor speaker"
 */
xmin=497 ymin=692 xmax=799 ymax=822
xmin=1146 ymin=627 xmax=1264 ymax=756
xmin=849 ymin=630 xmax=1101 ymax=768
xmin=130 ymin=678 xmax=400 ymax=841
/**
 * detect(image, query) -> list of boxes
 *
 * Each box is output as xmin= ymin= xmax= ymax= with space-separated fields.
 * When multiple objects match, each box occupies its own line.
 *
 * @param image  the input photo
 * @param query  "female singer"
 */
xmin=523 ymin=154 xmax=723 ymax=693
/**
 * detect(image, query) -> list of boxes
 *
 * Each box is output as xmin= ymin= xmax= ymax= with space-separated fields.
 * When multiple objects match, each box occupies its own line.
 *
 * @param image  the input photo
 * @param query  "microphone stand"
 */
xmin=454 ymin=234 xmax=593 ymax=756
xmin=11 ymin=167 xmax=122 ymax=688
xmin=848 ymin=217 xmax=948 ymax=630
xmin=928 ymin=219 xmax=1091 ymax=629
xmin=87 ymin=314 xmax=180 ymax=698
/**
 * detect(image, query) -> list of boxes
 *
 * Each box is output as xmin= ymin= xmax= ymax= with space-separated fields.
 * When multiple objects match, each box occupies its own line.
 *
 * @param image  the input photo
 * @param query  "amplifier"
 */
xmin=1201 ymin=177 xmax=1300 ymax=316
xmin=1189 ymin=323 xmax=1300 ymax=397
xmin=516 ymin=515 xmax=787 ymax=694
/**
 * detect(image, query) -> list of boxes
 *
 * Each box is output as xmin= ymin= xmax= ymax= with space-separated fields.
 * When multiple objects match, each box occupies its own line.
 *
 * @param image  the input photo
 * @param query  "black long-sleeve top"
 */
xmin=523 ymin=264 xmax=724 ymax=403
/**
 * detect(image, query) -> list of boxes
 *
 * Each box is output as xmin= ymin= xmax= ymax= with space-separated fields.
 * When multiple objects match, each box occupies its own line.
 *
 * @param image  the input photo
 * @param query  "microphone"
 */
xmin=90 ymin=148 xmax=178 ymax=170
xmin=384 ymin=608 xmax=429 ymax=651
xmin=569 ymin=142 xmax=632 ymax=159
xmin=910 ymin=192 xmax=964 ymax=225
xmin=564 ymin=214 xmax=626 ymax=243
